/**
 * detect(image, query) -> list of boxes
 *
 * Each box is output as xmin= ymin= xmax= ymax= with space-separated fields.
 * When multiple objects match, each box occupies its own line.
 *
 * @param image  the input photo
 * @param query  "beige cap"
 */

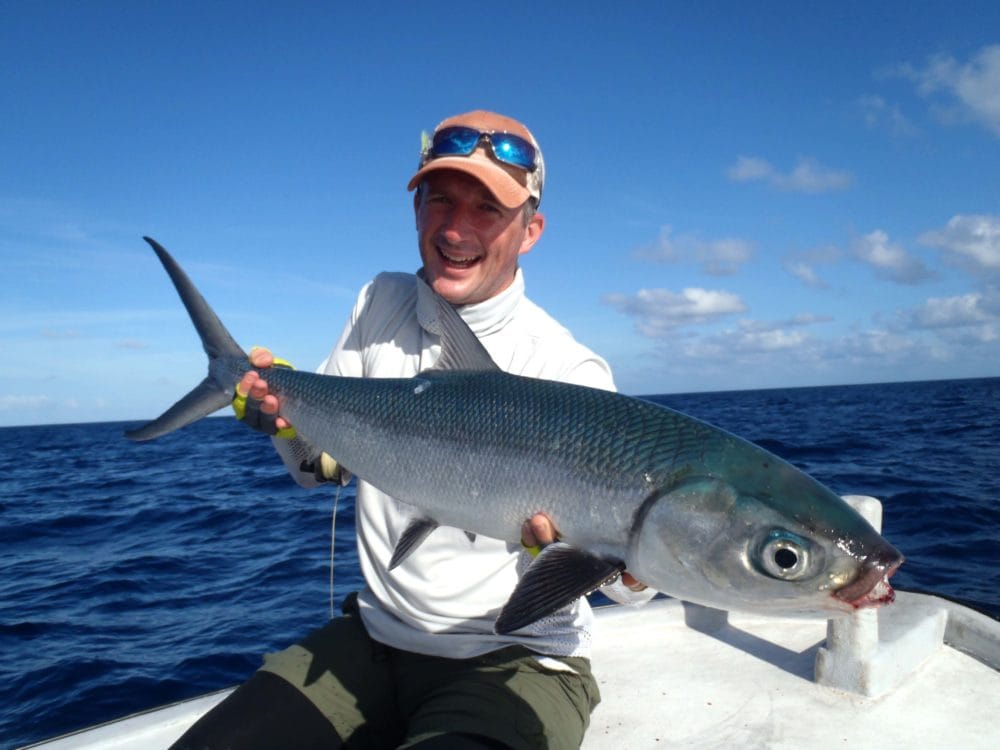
xmin=407 ymin=110 xmax=544 ymax=209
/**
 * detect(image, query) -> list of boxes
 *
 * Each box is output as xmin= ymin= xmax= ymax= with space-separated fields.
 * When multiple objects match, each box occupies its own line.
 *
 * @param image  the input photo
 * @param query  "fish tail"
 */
xmin=125 ymin=237 xmax=247 ymax=441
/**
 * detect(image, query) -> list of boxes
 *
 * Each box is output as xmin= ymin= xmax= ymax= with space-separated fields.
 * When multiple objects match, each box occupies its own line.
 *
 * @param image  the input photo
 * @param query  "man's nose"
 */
xmin=440 ymin=204 xmax=474 ymax=240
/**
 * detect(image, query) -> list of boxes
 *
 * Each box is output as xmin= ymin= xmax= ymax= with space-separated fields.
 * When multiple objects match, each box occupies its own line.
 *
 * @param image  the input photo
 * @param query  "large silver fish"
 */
xmin=128 ymin=238 xmax=903 ymax=633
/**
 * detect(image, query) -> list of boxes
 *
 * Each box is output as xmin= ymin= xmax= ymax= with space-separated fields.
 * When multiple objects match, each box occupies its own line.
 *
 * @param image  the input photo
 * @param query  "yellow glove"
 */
xmin=232 ymin=351 xmax=297 ymax=439
xmin=299 ymin=451 xmax=351 ymax=485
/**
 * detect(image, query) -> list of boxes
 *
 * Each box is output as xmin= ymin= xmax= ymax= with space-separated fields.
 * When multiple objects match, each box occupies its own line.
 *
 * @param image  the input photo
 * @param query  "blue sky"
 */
xmin=2 ymin=2 xmax=999 ymax=427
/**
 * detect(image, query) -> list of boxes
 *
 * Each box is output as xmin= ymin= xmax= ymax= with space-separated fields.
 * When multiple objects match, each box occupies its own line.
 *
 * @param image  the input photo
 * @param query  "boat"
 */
xmin=19 ymin=497 xmax=1000 ymax=749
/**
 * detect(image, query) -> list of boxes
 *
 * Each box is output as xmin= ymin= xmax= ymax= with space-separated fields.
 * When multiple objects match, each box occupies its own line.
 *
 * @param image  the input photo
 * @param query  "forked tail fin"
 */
xmin=125 ymin=237 xmax=247 ymax=441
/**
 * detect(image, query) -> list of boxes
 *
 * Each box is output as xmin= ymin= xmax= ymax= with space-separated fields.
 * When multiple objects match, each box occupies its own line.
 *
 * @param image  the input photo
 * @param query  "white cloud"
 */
xmin=730 ymin=326 xmax=808 ymax=353
xmin=785 ymin=260 xmax=825 ymax=288
xmin=0 ymin=394 xmax=53 ymax=411
xmin=611 ymin=309 xmax=999 ymax=395
xmin=634 ymin=226 xmax=753 ymax=276
xmin=710 ymin=316 xmax=831 ymax=354
xmin=789 ymin=313 xmax=833 ymax=326
xmin=897 ymin=44 xmax=1000 ymax=137
xmin=822 ymin=328 xmax=918 ymax=362
xmin=919 ymin=214 xmax=1000 ymax=274
xmin=911 ymin=292 xmax=993 ymax=328
xmin=727 ymin=156 xmax=854 ymax=193
xmin=727 ymin=156 xmax=773 ymax=182
xmin=853 ymin=230 xmax=935 ymax=284
xmin=782 ymin=158 xmax=855 ymax=193
xmin=698 ymin=238 xmax=753 ymax=276
xmin=901 ymin=291 xmax=999 ymax=344
xmin=857 ymin=94 xmax=919 ymax=137
xmin=603 ymin=287 xmax=747 ymax=338
xmin=783 ymin=245 xmax=841 ymax=289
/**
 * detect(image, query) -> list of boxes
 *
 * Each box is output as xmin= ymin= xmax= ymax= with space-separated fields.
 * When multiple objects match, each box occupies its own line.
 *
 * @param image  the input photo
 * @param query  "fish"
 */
xmin=127 ymin=237 xmax=903 ymax=634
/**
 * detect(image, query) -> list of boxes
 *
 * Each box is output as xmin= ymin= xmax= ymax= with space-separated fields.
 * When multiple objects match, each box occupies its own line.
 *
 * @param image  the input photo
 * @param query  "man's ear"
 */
xmin=519 ymin=211 xmax=545 ymax=256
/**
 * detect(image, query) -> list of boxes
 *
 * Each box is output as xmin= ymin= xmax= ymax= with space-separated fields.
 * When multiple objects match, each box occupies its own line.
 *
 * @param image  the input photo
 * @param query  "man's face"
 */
xmin=415 ymin=170 xmax=544 ymax=306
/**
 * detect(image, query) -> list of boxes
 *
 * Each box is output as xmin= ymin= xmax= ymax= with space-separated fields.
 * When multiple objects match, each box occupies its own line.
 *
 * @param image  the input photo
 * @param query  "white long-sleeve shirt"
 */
xmin=281 ymin=268 xmax=652 ymax=659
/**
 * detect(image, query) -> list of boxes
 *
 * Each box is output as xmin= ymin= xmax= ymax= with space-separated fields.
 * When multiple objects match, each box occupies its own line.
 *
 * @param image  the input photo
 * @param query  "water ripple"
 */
xmin=2 ymin=378 xmax=998 ymax=747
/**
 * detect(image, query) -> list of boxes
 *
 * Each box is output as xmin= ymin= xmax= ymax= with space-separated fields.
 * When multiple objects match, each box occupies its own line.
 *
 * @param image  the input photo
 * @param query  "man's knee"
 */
xmin=169 ymin=671 xmax=340 ymax=750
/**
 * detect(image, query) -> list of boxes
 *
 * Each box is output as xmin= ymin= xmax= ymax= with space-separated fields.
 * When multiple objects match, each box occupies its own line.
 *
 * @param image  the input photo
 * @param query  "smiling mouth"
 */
xmin=438 ymin=246 xmax=481 ymax=269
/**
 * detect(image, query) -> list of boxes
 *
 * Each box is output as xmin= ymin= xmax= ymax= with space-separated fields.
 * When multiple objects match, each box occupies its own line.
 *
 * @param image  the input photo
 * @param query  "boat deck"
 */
xmin=22 ymin=592 xmax=1000 ymax=749
xmin=585 ymin=596 xmax=998 ymax=748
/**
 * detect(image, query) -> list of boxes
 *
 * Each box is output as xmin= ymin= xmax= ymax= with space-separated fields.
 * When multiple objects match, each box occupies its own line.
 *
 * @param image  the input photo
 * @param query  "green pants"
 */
xmin=260 ymin=596 xmax=600 ymax=749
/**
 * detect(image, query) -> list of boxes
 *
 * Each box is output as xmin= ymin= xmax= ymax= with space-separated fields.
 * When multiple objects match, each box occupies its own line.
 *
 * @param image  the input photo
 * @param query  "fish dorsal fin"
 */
xmin=417 ymin=277 xmax=501 ymax=373
xmin=388 ymin=516 xmax=440 ymax=570
xmin=494 ymin=543 xmax=625 ymax=634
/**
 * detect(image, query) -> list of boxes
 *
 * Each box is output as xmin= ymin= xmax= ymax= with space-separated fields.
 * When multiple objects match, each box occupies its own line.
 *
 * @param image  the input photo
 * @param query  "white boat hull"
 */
xmin=20 ymin=592 xmax=1000 ymax=749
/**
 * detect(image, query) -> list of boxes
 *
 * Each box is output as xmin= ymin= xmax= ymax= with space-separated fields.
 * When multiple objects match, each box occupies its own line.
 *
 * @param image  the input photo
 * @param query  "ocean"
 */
xmin=1 ymin=376 xmax=998 ymax=748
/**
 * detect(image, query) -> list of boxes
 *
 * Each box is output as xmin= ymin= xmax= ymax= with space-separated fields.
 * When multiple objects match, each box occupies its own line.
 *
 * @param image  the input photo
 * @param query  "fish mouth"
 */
xmin=834 ymin=545 xmax=904 ymax=609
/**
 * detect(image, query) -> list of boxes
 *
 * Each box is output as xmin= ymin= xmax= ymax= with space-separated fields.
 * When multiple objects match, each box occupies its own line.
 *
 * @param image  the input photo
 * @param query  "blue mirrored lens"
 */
xmin=432 ymin=127 xmax=481 ymax=156
xmin=490 ymin=135 xmax=536 ymax=171
xmin=430 ymin=127 xmax=537 ymax=171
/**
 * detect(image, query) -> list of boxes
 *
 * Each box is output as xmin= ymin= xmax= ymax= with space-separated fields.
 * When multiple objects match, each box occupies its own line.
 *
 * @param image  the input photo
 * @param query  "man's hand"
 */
xmin=520 ymin=512 xmax=647 ymax=591
xmin=520 ymin=513 xmax=558 ymax=552
xmin=233 ymin=347 xmax=295 ymax=437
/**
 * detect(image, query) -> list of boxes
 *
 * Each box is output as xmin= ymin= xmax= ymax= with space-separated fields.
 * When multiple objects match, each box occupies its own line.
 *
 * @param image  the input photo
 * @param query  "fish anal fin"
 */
xmin=495 ymin=543 xmax=625 ymax=635
xmin=388 ymin=517 xmax=440 ymax=569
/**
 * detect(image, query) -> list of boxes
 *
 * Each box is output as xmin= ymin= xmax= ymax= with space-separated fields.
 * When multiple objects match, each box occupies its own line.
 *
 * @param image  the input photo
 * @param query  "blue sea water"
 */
xmin=1 ymin=376 xmax=998 ymax=748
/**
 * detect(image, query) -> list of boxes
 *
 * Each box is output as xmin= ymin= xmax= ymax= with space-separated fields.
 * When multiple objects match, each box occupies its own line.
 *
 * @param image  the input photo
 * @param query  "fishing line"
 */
xmin=329 ymin=484 xmax=340 ymax=619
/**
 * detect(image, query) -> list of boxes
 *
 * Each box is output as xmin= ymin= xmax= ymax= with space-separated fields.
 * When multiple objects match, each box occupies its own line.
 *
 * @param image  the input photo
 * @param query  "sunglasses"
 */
xmin=428 ymin=126 xmax=538 ymax=172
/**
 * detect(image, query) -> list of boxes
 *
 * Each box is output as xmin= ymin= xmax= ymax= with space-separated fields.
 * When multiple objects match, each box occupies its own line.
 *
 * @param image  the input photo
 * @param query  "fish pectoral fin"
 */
xmin=388 ymin=517 xmax=440 ymax=570
xmin=494 ymin=543 xmax=625 ymax=635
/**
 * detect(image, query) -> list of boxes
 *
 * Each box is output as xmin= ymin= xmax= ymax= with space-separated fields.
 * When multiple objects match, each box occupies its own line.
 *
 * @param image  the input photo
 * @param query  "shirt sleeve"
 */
xmin=317 ymin=280 xmax=375 ymax=378
xmin=555 ymin=353 xmax=616 ymax=392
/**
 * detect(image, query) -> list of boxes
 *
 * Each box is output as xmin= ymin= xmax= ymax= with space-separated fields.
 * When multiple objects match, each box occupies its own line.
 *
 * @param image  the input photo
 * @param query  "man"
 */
xmin=172 ymin=110 xmax=652 ymax=750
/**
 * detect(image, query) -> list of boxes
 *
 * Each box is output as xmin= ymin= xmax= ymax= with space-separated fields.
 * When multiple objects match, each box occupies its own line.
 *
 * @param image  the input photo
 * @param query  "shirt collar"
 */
xmin=416 ymin=268 xmax=524 ymax=337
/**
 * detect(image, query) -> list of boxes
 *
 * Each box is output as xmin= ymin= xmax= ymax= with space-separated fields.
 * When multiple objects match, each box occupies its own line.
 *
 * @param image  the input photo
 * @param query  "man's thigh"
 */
xmin=395 ymin=647 xmax=600 ymax=750
xmin=261 ymin=611 xmax=402 ymax=747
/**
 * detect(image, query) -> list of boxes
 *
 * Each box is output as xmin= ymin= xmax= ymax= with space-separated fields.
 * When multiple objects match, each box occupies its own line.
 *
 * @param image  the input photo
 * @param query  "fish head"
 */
xmin=628 ymin=471 xmax=903 ymax=617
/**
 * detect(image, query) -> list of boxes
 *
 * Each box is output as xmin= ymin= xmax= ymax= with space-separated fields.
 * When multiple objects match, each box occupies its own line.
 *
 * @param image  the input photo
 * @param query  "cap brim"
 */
xmin=407 ymin=157 xmax=531 ymax=210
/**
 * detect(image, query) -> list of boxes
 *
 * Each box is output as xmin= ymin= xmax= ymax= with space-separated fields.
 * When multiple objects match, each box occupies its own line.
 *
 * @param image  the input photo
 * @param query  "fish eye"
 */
xmin=758 ymin=531 xmax=812 ymax=580
xmin=774 ymin=547 xmax=799 ymax=569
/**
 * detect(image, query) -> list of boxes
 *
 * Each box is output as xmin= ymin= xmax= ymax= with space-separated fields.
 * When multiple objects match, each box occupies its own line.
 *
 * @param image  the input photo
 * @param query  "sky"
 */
xmin=2 ymin=2 xmax=999 ymax=428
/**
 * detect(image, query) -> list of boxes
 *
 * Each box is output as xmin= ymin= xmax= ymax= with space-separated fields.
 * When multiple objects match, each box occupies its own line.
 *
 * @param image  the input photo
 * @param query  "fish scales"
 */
xmin=266 ymin=367 xmax=674 ymax=546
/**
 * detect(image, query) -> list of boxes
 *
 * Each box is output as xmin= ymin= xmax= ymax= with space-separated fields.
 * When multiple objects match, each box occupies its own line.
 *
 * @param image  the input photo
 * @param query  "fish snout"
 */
xmin=834 ymin=544 xmax=904 ymax=609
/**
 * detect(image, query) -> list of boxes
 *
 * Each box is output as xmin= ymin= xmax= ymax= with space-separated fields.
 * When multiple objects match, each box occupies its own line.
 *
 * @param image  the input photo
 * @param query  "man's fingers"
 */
xmin=249 ymin=377 xmax=269 ymax=400
xmin=260 ymin=395 xmax=290 ymax=429
xmin=521 ymin=520 xmax=538 ymax=548
xmin=249 ymin=346 xmax=274 ymax=368
xmin=260 ymin=394 xmax=277 ymax=414
xmin=521 ymin=513 xmax=557 ymax=550
xmin=529 ymin=513 xmax=557 ymax=546
xmin=236 ymin=371 xmax=259 ymax=398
